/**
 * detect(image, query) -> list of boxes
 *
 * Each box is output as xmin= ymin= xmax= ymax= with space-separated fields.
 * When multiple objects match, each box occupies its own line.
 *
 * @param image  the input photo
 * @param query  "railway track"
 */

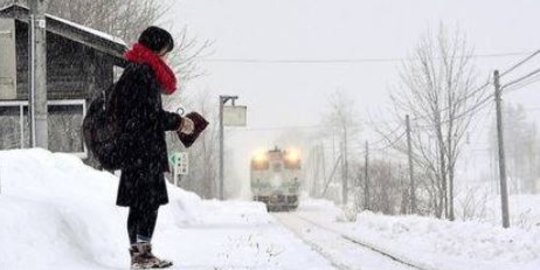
xmin=273 ymin=212 xmax=436 ymax=270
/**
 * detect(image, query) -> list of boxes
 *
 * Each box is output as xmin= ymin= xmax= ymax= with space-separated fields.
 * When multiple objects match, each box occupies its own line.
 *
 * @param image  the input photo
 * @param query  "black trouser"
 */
xmin=127 ymin=206 xmax=159 ymax=245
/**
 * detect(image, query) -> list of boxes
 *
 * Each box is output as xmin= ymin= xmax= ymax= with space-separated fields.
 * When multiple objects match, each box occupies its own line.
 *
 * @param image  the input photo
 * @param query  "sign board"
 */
xmin=0 ymin=19 xmax=17 ymax=100
xmin=170 ymin=152 xmax=188 ymax=186
xmin=223 ymin=105 xmax=247 ymax=126
xmin=170 ymin=152 xmax=189 ymax=175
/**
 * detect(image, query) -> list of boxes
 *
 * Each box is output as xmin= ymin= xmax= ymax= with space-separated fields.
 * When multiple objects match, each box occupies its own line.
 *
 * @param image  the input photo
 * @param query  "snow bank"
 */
xmin=297 ymin=198 xmax=540 ymax=270
xmin=483 ymin=194 xmax=540 ymax=230
xmin=0 ymin=149 xmax=203 ymax=269
xmin=350 ymin=212 xmax=540 ymax=270
xmin=454 ymin=183 xmax=540 ymax=229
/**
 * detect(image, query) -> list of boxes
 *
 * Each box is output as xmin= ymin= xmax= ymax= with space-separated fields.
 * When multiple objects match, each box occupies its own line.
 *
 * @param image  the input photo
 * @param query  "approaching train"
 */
xmin=250 ymin=147 xmax=302 ymax=211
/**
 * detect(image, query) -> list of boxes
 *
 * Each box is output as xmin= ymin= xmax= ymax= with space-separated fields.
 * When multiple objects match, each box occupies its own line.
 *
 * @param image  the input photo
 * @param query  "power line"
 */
xmin=348 ymin=130 xmax=407 ymax=152
xmin=371 ymin=131 xmax=407 ymax=152
xmin=410 ymin=86 xmax=493 ymax=123
xmin=449 ymin=92 xmax=494 ymax=122
xmin=503 ymin=73 xmax=540 ymax=94
xmin=202 ymin=51 xmax=534 ymax=65
xmin=410 ymin=48 xmax=540 ymax=123
xmin=407 ymin=74 xmax=493 ymax=123
xmin=501 ymin=66 xmax=540 ymax=91
xmin=500 ymin=49 xmax=540 ymax=77
xmin=445 ymin=54 xmax=540 ymax=120
xmin=231 ymin=124 xmax=324 ymax=132
xmin=353 ymin=124 xmax=403 ymax=149
xmin=229 ymin=117 xmax=407 ymax=132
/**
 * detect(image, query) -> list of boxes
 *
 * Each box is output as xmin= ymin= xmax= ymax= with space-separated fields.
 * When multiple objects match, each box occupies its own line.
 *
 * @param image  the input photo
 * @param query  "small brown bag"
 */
xmin=177 ymin=111 xmax=209 ymax=148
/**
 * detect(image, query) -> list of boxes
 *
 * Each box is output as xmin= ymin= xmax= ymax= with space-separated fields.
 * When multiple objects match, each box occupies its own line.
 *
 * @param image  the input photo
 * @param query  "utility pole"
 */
xmin=313 ymin=145 xmax=324 ymax=197
xmin=320 ymin=144 xmax=326 ymax=198
xmin=28 ymin=0 xmax=48 ymax=148
xmin=406 ymin=115 xmax=416 ymax=214
xmin=399 ymin=165 xmax=408 ymax=214
xmin=219 ymin=95 xmax=239 ymax=200
xmin=342 ymin=126 xmax=349 ymax=204
xmin=364 ymin=141 xmax=369 ymax=210
xmin=494 ymin=70 xmax=510 ymax=228
xmin=310 ymin=146 xmax=319 ymax=197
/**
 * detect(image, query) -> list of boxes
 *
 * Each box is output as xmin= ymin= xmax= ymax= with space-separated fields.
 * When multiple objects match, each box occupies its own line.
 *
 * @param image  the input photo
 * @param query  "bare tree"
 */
xmin=388 ymin=25 xmax=483 ymax=220
xmin=354 ymin=159 xmax=403 ymax=215
xmin=323 ymin=89 xmax=359 ymax=135
xmin=456 ymin=184 xmax=489 ymax=221
xmin=321 ymin=89 xmax=360 ymax=204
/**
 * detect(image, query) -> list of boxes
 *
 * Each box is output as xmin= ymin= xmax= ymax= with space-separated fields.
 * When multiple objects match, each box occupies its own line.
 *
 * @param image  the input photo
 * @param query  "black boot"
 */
xmin=131 ymin=243 xmax=173 ymax=269
xmin=129 ymin=244 xmax=149 ymax=269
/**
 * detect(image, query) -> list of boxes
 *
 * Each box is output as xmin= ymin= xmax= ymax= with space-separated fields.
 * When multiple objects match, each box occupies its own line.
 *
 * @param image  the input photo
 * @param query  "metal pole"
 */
xmin=218 ymin=95 xmax=239 ymax=200
xmin=28 ymin=12 xmax=36 ymax=147
xmin=494 ymin=70 xmax=510 ymax=228
xmin=219 ymin=96 xmax=225 ymax=200
xmin=173 ymin=163 xmax=178 ymax=187
xmin=320 ymin=144 xmax=326 ymax=198
xmin=364 ymin=141 xmax=369 ymax=210
xmin=342 ymin=126 xmax=349 ymax=204
xmin=406 ymin=115 xmax=416 ymax=214
xmin=28 ymin=0 xmax=48 ymax=149
xmin=19 ymin=105 xmax=24 ymax=147
xmin=311 ymin=146 xmax=319 ymax=197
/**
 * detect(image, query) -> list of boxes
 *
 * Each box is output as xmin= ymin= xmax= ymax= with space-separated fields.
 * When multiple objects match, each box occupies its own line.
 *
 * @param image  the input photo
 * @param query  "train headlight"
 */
xmin=253 ymin=152 xmax=268 ymax=163
xmin=284 ymin=149 xmax=301 ymax=169
xmin=285 ymin=149 xmax=300 ymax=162
xmin=252 ymin=150 xmax=269 ymax=170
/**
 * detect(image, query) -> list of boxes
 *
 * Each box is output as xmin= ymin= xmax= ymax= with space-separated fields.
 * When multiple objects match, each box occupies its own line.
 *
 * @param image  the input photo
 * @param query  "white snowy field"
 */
xmin=298 ymin=199 xmax=540 ymax=270
xmin=0 ymin=149 xmax=334 ymax=270
xmin=2 ymin=148 xmax=539 ymax=270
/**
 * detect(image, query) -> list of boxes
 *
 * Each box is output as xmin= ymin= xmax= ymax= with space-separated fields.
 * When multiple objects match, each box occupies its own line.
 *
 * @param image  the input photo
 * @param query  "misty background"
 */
xmin=2 ymin=0 xmax=539 ymax=220
xmin=158 ymin=0 xmax=540 ymax=201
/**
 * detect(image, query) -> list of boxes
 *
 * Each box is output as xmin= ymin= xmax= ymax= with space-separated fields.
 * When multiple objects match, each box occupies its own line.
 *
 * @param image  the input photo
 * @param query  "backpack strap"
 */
xmin=102 ymin=90 xmax=107 ymax=110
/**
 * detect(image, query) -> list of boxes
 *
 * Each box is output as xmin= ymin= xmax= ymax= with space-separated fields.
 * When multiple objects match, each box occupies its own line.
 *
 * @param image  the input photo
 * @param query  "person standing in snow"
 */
xmin=114 ymin=26 xmax=194 ymax=269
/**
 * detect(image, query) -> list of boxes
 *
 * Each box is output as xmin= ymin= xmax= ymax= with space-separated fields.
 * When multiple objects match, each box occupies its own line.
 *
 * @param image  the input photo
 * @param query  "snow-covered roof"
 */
xmin=0 ymin=3 xmax=128 ymax=62
xmin=46 ymin=13 xmax=127 ymax=46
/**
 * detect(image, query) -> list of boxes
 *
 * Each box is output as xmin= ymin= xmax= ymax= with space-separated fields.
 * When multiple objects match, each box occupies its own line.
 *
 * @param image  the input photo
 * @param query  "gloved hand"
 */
xmin=178 ymin=117 xmax=195 ymax=135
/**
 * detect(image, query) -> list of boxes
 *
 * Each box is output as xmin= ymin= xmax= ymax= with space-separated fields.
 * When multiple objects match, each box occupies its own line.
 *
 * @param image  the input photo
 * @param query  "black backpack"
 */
xmin=82 ymin=84 xmax=123 ymax=170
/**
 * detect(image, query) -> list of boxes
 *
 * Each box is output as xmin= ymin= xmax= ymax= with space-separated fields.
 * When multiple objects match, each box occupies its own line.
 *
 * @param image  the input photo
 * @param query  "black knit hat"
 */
xmin=138 ymin=26 xmax=174 ymax=53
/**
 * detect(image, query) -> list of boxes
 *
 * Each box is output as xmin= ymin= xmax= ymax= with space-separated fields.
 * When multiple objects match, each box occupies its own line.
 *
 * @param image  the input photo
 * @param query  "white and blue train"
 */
xmin=250 ymin=147 xmax=302 ymax=211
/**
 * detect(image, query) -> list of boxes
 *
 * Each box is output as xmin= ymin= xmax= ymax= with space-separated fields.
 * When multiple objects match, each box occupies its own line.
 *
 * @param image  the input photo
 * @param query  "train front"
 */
xmin=250 ymin=147 xmax=302 ymax=211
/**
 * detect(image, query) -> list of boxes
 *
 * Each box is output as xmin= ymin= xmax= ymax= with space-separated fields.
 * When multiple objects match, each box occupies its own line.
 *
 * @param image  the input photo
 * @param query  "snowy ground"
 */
xmin=2 ymin=149 xmax=540 ymax=270
xmin=453 ymin=182 xmax=540 ymax=230
xmin=297 ymin=199 xmax=540 ymax=270
xmin=0 ymin=149 xmax=333 ymax=270
xmin=273 ymin=212 xmax=415 ymax=270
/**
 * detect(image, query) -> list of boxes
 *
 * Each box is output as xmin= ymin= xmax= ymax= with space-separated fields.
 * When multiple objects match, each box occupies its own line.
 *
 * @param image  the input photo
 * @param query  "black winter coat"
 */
xmin=114 ymin=63 xmax=182 ymax=208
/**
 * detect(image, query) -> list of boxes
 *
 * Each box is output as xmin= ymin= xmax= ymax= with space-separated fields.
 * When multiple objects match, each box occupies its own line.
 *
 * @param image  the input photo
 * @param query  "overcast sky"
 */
xmin=162 ymin=0 xmax=540 ymax=196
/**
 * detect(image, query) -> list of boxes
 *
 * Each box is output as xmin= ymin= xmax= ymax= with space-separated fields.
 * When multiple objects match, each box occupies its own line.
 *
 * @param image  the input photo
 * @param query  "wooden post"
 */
xmin=364 ymin=141 xmax=369 ymax=210
xmin=28 ymin=0 xmax=48 ymax=148
xmin=342 ymin=127 xmax=349 ymax=204
xmin=406 ymin=115 xmax=416 ymax=214
xmin=494 ymin=70 xmax=510 ymax=228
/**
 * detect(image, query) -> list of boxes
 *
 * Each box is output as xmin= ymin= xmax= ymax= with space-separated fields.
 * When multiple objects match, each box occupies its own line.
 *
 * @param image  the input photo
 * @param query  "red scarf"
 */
xmin=124 ymin=43 xmax=177 ymax=95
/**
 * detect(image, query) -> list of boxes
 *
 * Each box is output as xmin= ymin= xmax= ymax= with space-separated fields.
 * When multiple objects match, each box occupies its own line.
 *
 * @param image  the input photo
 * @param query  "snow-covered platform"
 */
xmin=0 ymin=149 xmax=332 ymax=269
xmin=1 ymin=149 xmax=539 ymax=270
